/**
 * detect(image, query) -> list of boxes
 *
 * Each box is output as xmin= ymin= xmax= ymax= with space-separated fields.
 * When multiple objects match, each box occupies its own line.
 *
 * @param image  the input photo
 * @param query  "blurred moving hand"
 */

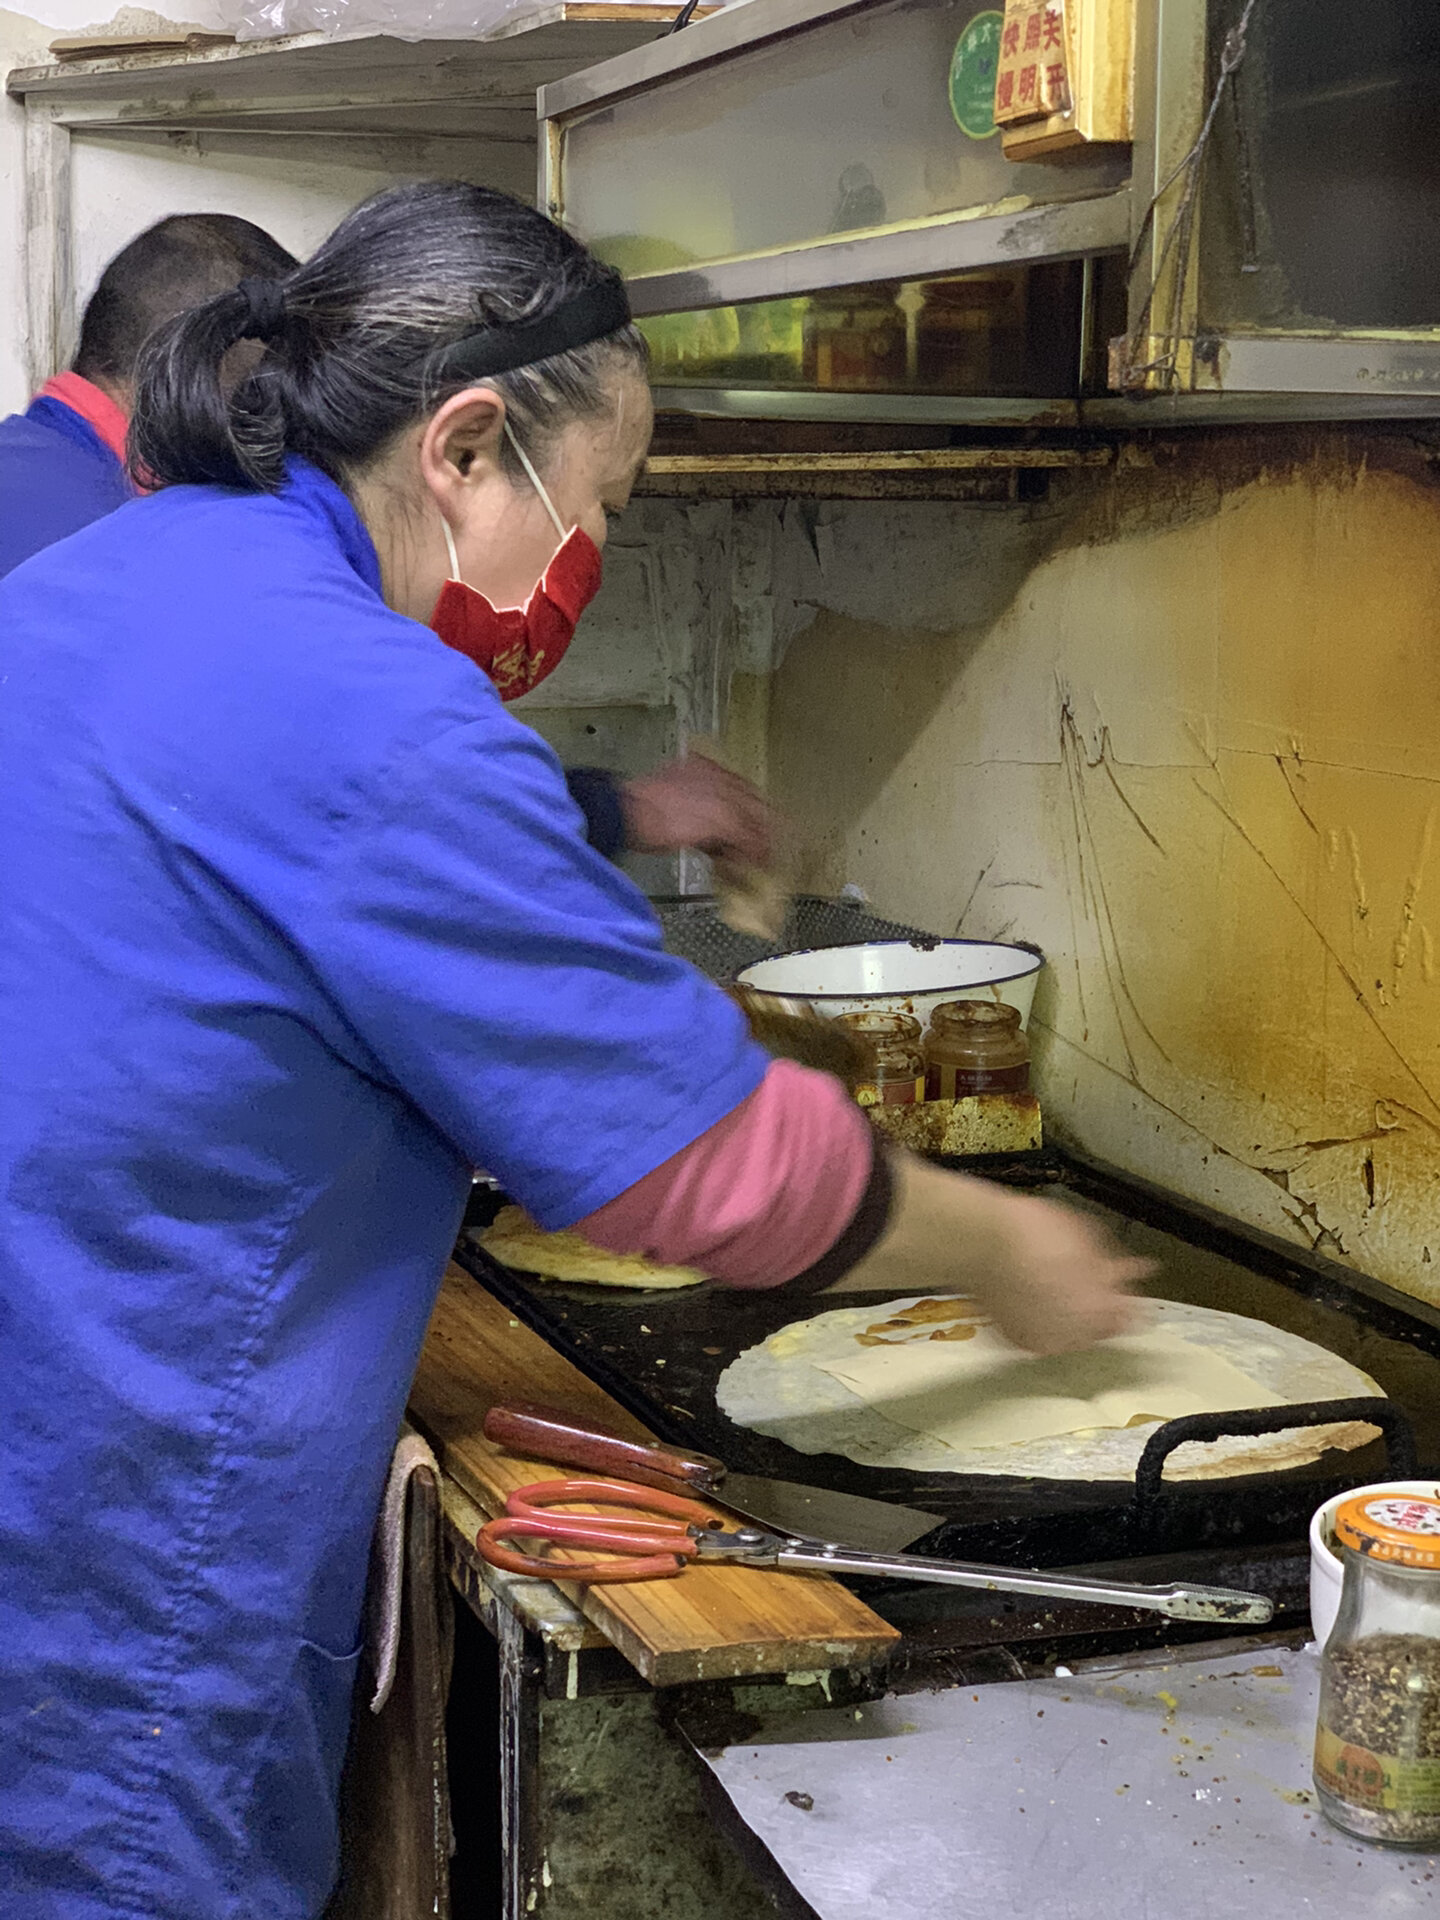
xmin=839 ymin=1153 xmax=1152 ymax=1356
xmin=622 ymin=755 xmax=775 ymax=866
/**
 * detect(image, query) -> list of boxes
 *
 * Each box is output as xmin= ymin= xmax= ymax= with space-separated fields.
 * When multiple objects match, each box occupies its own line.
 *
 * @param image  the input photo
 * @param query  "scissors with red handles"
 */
xmin=476 ymin=1478 xmax=728 ymax=1583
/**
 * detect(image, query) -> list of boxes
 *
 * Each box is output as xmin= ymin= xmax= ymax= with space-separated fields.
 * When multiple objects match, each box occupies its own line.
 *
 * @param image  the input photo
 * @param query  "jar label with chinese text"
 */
xmin=926 ymin=1063 xmax=1031 ymax=1101
xmin=1315 ymin=1725 xmax=1440 ymax=1816
xmin=1364 ymin=1499 xmax=1440 ymax=1536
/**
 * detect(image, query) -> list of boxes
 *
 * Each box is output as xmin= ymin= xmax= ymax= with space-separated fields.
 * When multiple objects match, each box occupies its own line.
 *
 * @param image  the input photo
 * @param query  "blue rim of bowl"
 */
xmin=737 ymin=938 xmax=1045 ymax=999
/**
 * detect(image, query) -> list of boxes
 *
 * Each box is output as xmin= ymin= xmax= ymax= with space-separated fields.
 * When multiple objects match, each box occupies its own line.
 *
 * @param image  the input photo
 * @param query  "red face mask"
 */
xmin=429 ymin=426 xmax=603 ymax=701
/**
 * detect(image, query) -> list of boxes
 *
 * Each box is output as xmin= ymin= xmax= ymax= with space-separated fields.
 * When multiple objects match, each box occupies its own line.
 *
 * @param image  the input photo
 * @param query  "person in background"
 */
xmin=0 ymin=213 xmax=298 ymax=579
xmin=0 ymin=182 xmax=1143 ymax=1918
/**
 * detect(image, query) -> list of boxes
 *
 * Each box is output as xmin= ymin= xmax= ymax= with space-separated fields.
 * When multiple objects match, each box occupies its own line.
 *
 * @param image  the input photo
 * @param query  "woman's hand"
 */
xmin=836 ymin=1153 xmax=1152 ymax=1356
xmin=621 ymin=756 xmax=775 ymax=865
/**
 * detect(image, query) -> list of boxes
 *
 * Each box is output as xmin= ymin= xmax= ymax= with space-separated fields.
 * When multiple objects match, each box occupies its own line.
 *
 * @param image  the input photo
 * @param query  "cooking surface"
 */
xmin=410 ymin=1268 xmax=898 ymax=1685
xmin=687 ymin=1644 xmax=1440 ymax=1920
xmin=458 ymin=1155 xmax=1440 ymax=1573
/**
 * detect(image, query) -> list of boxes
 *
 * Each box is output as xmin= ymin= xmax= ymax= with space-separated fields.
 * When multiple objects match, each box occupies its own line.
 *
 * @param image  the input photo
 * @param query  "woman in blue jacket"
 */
xmin=0 ymin=182 xmax=1140 ymax=1919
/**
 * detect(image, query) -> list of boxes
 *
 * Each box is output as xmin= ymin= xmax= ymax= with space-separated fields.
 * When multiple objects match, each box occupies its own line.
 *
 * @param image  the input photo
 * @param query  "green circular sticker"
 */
xmin=949 ymin=10 xmax=1004 ymax=140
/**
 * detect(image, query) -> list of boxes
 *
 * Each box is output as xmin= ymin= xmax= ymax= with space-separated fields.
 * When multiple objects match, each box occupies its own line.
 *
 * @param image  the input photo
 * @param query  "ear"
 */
xmin=418 ymin=386 xmax=507 ymax=519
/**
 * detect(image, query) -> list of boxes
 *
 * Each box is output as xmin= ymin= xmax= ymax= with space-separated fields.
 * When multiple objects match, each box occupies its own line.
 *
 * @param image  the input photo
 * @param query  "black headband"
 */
xmin=432 ymin=280 xmax=633 ymax=384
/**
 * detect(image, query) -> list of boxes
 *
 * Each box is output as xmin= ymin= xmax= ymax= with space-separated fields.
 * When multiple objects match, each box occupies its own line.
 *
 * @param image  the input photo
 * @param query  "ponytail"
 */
xmin=128 ymin=183 xmax=647 ymax=498
xmin=130 ymin=277 xmax=292 ymax=491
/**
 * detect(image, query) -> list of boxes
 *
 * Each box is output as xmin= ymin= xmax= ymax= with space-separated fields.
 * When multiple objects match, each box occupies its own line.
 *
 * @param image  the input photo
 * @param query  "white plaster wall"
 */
xmin=0 ymin=2 xmax=530 ymax=406
xmin=68 ymin=130 xmax=527 ymax=329
xmin=1 ymin=3 xmax=233 ymax=406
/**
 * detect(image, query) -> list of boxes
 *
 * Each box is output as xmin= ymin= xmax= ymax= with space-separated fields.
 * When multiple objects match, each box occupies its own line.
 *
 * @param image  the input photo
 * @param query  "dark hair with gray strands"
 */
xmin=130 ymin=182 xmax=648 ymax=495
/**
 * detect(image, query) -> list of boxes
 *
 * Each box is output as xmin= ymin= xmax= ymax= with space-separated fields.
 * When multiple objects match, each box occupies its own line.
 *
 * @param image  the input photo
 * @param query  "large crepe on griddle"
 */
xmin=718 ymin=1295 xmax=1384 ymax=1480
xmin=816 ymin=1319 xmax=1284 ymax=1450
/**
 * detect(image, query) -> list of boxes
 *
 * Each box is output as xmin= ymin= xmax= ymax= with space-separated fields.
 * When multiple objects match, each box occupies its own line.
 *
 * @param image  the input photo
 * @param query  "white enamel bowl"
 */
xmin=736 ymin=939 xmax=1044 ymax=1029
xmin=1309 ymin=1479 xmax=1440 ymax=1647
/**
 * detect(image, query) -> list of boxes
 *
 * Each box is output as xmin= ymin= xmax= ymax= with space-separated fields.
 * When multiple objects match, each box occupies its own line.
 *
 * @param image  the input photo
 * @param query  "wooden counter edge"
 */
xmin=410 ymin=1263 xmax=901 ymax=1687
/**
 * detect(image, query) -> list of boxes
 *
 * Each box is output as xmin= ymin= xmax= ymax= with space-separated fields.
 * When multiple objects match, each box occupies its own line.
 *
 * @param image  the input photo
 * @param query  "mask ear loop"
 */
xmin=439 ymin=420 xmax=569 ymax=585
xmin=503 ymin=419 xmax=569 ymax=541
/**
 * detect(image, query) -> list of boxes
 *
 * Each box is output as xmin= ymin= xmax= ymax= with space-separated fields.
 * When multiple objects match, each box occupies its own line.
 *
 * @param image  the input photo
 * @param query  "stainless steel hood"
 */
xmin=539 ymin=0 xmax=1440 ymax=424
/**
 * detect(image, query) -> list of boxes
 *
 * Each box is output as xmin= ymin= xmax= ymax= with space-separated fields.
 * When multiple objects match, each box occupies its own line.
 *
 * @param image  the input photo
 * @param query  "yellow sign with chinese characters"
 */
xmin=993 ymin=0 xmax=1134 ymax=160
xmin=994 ymin=0 xmax=1071 ymax=127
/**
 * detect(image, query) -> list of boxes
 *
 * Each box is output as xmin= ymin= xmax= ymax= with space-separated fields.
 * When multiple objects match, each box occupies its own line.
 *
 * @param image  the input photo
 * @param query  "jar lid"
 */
xmin=1335 ymin=1493 xmax=1440 ymax=1567
xmin=932 ymin=998 xmax=1020 ymax=1028
xmin=871 ymin=1039 xmax=922 ymax=1065
xmin=837 ymin=1010 xmax=922 ymax=1039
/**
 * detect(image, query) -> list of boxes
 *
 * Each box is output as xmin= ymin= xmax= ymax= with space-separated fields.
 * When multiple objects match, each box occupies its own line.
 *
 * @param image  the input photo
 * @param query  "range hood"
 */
xmin=539 ymin=0 xmax=1440 ymax=425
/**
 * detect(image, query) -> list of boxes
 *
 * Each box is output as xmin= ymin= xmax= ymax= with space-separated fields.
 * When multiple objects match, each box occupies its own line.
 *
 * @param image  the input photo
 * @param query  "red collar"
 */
xmin=38 ymin=372 xmax=131 ymax=467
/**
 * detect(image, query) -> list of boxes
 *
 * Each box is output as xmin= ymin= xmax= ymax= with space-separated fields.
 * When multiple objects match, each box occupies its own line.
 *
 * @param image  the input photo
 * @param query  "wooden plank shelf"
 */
xmin=409 ymin=1264 xmax=900 ymax=1687
xmin=645 ymin=447 xmax=1114 ymax=474
xmin=637 ymin=442 xmax=1115 ymax=498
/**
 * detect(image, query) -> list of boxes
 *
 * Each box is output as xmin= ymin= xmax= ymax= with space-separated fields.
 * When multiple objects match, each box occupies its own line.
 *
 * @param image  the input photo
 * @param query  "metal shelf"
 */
xmin=6 ymin=5 xmax=691 ymax=389
xmin=649 ymin=386 xmax=1081 ymax=427
xmin=622 ymin=193 xmax=1132 ymax=318
xmin=6 ymin=6 xmax=689 ymax=138
xmin=636 ymin=442 xmax=1113 ymax=497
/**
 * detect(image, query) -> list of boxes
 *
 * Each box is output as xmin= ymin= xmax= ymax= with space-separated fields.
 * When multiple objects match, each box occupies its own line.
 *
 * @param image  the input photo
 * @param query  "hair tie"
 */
xmin=237 ymin=276 xmax=288 ymax=343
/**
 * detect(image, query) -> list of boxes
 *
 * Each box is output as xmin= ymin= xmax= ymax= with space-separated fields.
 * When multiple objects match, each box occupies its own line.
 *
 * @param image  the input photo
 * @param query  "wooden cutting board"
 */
xmin=409 ymin=1264 xmax=899 ymax=1686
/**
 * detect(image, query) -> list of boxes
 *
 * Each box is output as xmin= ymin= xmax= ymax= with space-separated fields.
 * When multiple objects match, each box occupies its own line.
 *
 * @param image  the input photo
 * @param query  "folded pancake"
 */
xmin=479 ymin=1205 xmax=706 ymax=1289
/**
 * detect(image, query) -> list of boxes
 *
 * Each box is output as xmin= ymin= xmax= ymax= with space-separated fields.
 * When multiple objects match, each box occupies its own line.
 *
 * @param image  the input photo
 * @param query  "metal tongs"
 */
xmin=686 ymin=1526 xmax=1274 ymax=1624
xmin=480 ymin=1405 xmax=1274 ymax=1627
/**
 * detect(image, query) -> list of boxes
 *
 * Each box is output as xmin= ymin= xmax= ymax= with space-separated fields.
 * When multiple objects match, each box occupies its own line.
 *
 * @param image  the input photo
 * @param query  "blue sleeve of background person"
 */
xmin=563 ymin=765 xmax=626 ymax=860
xmin=304 ymin=712 xmax=769 ymax=1228
xmin=0 ymin=403 xmax=132 ymax=579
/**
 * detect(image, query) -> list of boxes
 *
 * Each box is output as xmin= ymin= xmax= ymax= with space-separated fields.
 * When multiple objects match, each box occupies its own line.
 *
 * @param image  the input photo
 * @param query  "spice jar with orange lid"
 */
xmin=922 ymin=999 xmax=1029 ymax=1102
xmin=1314 ymin=1492 xmax=1440 ymax=1847
xmin=836 ymin=1010 xmax=925 ymax=1108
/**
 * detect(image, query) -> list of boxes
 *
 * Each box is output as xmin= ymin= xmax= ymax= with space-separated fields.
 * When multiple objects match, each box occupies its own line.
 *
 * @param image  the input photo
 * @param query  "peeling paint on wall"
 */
xmin=756 ymin=433 xmax=1440 ymax=1308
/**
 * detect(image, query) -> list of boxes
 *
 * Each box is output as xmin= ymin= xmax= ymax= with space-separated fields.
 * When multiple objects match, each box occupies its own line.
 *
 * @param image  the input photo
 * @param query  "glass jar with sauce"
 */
xmin=1314 ymin=1493 xmax=1440 ymax=1849
xmin=837 ymin=1010 xmax=925 ymax=1107
xmin=922 ymin=999 xmax=1029 ymax=1101
xmin=802 ymin=285 xmax=906 ymax=391
xmin=915 ymin=272 xmax=1024 ymax=391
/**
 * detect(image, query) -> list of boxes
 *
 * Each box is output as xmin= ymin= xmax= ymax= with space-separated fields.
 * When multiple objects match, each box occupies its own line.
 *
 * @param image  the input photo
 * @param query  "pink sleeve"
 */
xmin=576 ymin=1057 xmax=875 ymax=1289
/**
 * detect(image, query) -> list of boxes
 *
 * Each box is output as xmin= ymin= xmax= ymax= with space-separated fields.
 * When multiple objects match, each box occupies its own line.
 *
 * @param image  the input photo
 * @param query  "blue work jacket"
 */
xmin=0 ymin=395 xmax=622 ymax=856
xmin=0 ymin=395 xmax=134 ymax=578
xmin=0 ymin=457 xmax=766 ymax=1919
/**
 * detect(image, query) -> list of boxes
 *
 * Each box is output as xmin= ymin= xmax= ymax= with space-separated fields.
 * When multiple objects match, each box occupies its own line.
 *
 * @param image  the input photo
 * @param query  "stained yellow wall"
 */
xmin=758 ymin=435 xmax=1440 ymax=1303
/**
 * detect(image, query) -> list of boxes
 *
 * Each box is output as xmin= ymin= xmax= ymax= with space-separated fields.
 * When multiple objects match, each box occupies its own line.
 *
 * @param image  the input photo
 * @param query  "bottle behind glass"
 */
xmin=1314 ymin=1494 xmax=1440 ymax=1848
xmin=922 ymin=999 xmax=1030 ymax=1102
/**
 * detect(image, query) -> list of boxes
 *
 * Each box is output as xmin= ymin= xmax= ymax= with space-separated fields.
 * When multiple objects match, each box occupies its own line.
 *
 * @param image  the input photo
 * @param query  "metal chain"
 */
xmin=1119 ymin=0 xmax=1260 ymax=390
xmin=1227 ymin=51 xmax=1261 ymax=275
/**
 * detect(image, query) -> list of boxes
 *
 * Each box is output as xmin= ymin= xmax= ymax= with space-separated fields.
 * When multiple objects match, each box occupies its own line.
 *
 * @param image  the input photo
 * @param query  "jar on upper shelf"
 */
xmin=922 ymin=999 xmax=1030 ymax=1101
